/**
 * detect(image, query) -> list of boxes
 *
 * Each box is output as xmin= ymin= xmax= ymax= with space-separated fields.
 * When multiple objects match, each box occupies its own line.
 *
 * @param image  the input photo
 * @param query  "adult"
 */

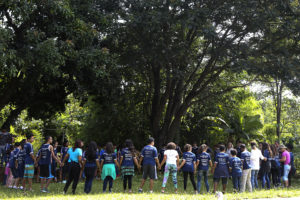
xmin=279 ymin=145 xmax=291 ymax=188
xmin=22 ymin=134 xmax=36 ymax=191
xmin=120 ymin=139 xmax=140 ymax=193
xmin=60 ymin=140 xmax=69 ymax=183
xmin=270 ymin=144 xmax=281 ymax=187
xmin=250 ymin=142 xmax=265 ymax=190
xmin=82 ymin=141 xmax=100 ymax=194
xmin=225 ymin=142 xmax=234 ymax=158
xmin=62 ymin=139 xmax=83 ymax=194
xmin=261 ymin=143 xmax=272 ymax=189
xmin=37 ymin=136 xmax=61 ymax=193
xmin=286 ymin=144 xmax=296 ymax=187
xmin=196 ymin=144 xmax=212 ymax=194
xmin=240 ymin=144 xmax=252 ymax=192
xmin=138 ymin=137 xmax=160 ymax=193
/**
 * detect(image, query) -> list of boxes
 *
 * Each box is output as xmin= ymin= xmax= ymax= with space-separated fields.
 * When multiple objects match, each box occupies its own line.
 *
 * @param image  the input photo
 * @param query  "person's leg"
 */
xmin=162 ymin=164 xmax=170 ymax=190
xmin=149 ymin=179 xmax=154 ymax=191
xmin=103 ymin=176 xmax=108 ymax=192
xmin=254 ymin=170 xmax=258 ymax=189
xmin=170 ymin=165 xmax=178 ymax=191
xmin=139 ymin=165 xmax=148 ymax=190
xmin=40 ymin=178 xmax=45 ymax=190
xmin=251 ymin=170 xmax=255 ymax=189
xmin=261 ymin=172 xmax=266 ymax=189
xmin=189 ymin=171 xmax=197 ymax=191
xmin=232 ymin=176 xmax=237 ymax=192
xmin=283 ymin=165 xmax=290 ymax=187
xmin=240 ymin=170 xmax=247 ymax=192
xmin=246 ymin=169 xmax=252 ymax=192
xmin=183 ymin=171 xmax=188 ymax=191
xmin=197 ymin=170 xmax=202 ymax=193
xmin=71 ymin=164 xmax=80 ymax=194
xmin=123 ymin=175 xmax=128 ymax=191
xmin=213 ymin=178 xmax=219 ymax=193
xmin=222 ymin=178 xmax=227 ymax=193
xmin=108 ymin=176 xmax=113 ymax=192
xmin=128 ymin=175 xmax=133 ymax=191
xmin=64 ymin=165 xmax=75 ymax=193
xmin=203 ymin=171 xmax=209 ymax=192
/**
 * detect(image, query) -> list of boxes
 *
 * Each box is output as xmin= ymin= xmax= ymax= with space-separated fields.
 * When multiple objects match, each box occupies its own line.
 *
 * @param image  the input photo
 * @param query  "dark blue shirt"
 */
xmin=159 ymin=148 xmax=166 ymax=162
xmin=9 ymin=148 xmax=19 ymax=168
xmin=290 ymin=152 xmax=294 ymax=168
xmin=17 ymin=149 xmax=26 ymax=166
xmin=61 ymin=147 xmax=68 ymax=161
xmin=4 ymin=143 xmax=11 ymax=163
xmin=121 ymin=148 xmax=135 ymax=167
xmin=182 ymin=152 xmax=196 ymax=172
xmin=214 ymin=152 xmax=229 ymax=178
xmin=38 ymin=144 xmax=51 ymax=165
xmin=240 ymin=151 xmax=251 ymax=170
xmin=101 ymin=152 xmax=117 ymax=164
xmin=24 ymin=142 xmax=34 ymax=164
xmin=229 ymin=157 xmax=242 ymax=177
xmin=141 ymin=145 xmax=158 ymax=166
xmin=197 ymin=152 xmax=211 ymax=171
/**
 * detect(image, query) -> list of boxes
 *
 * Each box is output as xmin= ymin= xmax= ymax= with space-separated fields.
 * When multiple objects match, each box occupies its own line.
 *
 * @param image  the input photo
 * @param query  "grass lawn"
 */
xmin=0 ymin=173 xmax=300 ymax=200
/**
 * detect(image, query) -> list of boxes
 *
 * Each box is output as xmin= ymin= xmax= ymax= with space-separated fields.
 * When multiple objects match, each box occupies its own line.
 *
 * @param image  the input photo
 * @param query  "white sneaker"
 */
xmin=13 ymin=186 xmax=18 ymax=189
xmin=149 ymin=190 xmax=153 ymax=194
xmin=19 ymin=186 xmax=24 ymax=190
xmin=62 ymin=180 xmax=67 ymax=184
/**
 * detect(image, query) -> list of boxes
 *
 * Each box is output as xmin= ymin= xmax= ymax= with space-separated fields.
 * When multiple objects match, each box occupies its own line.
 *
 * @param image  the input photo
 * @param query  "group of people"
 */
xmin=0 ymin=129 xmax=297 ymax=195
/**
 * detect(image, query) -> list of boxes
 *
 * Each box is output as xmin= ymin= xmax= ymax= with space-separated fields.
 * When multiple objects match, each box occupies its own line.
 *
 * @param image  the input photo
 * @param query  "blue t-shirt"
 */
xmin=101 ymin=152 xmax=117 ymax=164
xmin=17 ymin=149 xmax=26 ymax=166
xmin=240 ymin=150 xmax=251 ymax=170
xmin=263 ymin=149 xmax=270 ymax=159
xmin=214 ymin=152 xmax=229 ymax=178
xmin=38 ymin=144 xmax=51 ymax=165
xmin=159 ymin=148 xmax=166 ymax=162
xmin=61 ymin=147 xmax=68 ymax=161
xmin=121 ymin=148 xmax=135 ymax=167
xmin=9 ymin=148 xmax=20 ymax=168
xmin=229 ymin=157 xmax=242 ymax=177
xmin=290 ymin=152 xmax=294 ymax=167
xmin=4 ymin=143 xmax=11 ymax=163
xmin=68 ymin=148 xmax=83 ymax=163
xmin=182 ymin=152 xmax=196 ymax=172
xmin=197 ymin=152 xmax=211 ymax=171
xmin=24 ymin=142 xmax=34 ymax=165
xmin=141 ymin=145 xmax=158 ymax=166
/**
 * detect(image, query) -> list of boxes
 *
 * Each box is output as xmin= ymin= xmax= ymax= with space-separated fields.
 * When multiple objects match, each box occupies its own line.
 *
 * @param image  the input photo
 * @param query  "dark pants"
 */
xmin=232 ymin=176 xmax=241 ymax=191
xmin=84 ymin=166 xmax=96 ymax=194
xmin=183 ymin=171 xmax=196 ymax=191
xmin=62 ymin=162 xmax=69 ymax=180
xmin=123 ymin=175 xmax=133 ymax=190
xmin=64 ymin=162 xmax=80 ymax=194
xmin=271 ymin=168 xmax=280 ymax=187
xmin=103 ymin=176 xmax=113 ymax=192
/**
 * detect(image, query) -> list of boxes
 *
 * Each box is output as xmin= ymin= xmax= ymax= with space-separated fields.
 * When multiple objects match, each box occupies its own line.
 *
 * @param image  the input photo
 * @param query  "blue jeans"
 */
xmin=232 ymin=176 xmax=241 ymax=191
xmin=197 ymin=170 xmax=209 ymax=193
xmin=282 ymin=165 xmax=291 ymax=181
xmin=251 ymin=170 xmax=259 ymax=189
xmin=84 ymin=166 xmax=96 ymax=194
xmin=262 ymin=172 xmax=270 ymax=189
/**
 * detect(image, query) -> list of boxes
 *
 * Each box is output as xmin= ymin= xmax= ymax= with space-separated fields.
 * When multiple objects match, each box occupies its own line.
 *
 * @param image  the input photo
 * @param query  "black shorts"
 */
xmin=142 ymin=165 xmax=156 ymax=180
xmin=11 ymin=167 xmax=18 ymax=178
xmin=40 ymin=164 xmax=53 ymax=178
xmin=213 ymin=177 xmax=228 ymax=184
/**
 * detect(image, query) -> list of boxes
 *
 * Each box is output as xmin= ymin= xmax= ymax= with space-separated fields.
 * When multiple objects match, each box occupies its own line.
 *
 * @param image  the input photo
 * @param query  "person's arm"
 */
xmin=62 ymin=153 xmax=70 ymax=167
xmin=160 ymin=155 xmax=167 ymax=167
xmin=99 ymin=159 xmax=104 ymax=172
xmin=119 ymin=156 xmax=124 ymax=166
xmin=114 ymin=159 xmax=120 ymax=169
xmin=178 ymin=159 xmax=186 ymax=170
xmin=96 ymin=159 xmax=100 ymax=169
xmin=139 ymin=156 xmax=144 ymax=166
xmin=196 ymin=160 xmax=200 ymax=169
xmin=133 ymin=157 xmax=141 ymax=170
xmin=209 ymin=160 xmax=213 ymax=168
xmin=279 ymin=155 xmax=286 ymax=163
xmin=155 ymin=157 xmax=161 ymax=169
xmin=176 ymin=155 xmax=180 ymax=167
xmin=211 ymin=162 xmax=217 ymax=174
xmin=50 ymin=145 xmax=61 ymax=164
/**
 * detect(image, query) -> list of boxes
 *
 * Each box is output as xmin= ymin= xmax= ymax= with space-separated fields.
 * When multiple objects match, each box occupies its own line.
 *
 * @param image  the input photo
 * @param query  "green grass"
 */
xmin=1 ymin=173 xmax=300 ymax=200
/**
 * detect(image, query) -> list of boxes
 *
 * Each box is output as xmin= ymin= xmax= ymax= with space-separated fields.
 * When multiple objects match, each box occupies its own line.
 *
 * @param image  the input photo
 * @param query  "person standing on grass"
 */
xmin=250 ymin=142 xmax=265 ymax=190
xmin=23 ymin=134 xmax=37 ymax=191
xmin=5 ymin=145 xmax=14 ymax=188
xmin=60 ymin=140 xmax=69 ymax=183
xmin=160 ymin=142 xmax=179 ymax=193
xmin=270 ymin=144 xmax=281 ymax=187
xmin=279 ymin=145 xmax=291 ymax=188
xmin=178 ymin=144 xmax=197 ymax=194
xmin=212 ymin=145 xmax=229 ymax=194
xmin=229 ymin=149 xmax=242 ymax=193
xmin=16 ymin=139 xmax=26 ymax=190
xmin=100 ymin=142 xmax=120 ymax=193
xmin=261 ymin=142 xmax=272 ymax=189
xmin=120 ymin=139 xmax=140 ymax=193
xmin=36 ymin=136 xmax=61 ymax=193
xmin=51 ymin=141 xmax=59 ymax=182
xmin=62 ymin=139 xmax=83 ymax=194
xmin=82 ymin=141 xmax=100 ymax=194
xmin=138 ymin=137 xmax=160 ymax=193
xmin=9 ymin=142 xmax=21 ymax=189
xmin=196 ymin=144 xmax=212 ymax=194
xmin=240 ymin=144 xmax=252 ymax=192
xmin=286 ymin=144 xmax=295 ymax=187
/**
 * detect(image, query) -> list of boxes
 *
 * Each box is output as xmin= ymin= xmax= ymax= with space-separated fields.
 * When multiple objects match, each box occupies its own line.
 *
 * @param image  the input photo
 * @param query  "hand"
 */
xmin=194 ymin=170 xmax=197 ymax=175
xmin=177 ymin=167 xmax=181 ymax=171
xmin=61 ymin=162 xmax=65 ymax=167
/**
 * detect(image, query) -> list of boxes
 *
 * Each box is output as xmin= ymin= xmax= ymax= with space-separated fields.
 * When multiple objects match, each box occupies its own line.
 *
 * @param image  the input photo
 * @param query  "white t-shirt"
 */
xmin=164 ymin=149 xmax=178 ymax=165
xmin=250 ymin=148 xmax=264 ymax=170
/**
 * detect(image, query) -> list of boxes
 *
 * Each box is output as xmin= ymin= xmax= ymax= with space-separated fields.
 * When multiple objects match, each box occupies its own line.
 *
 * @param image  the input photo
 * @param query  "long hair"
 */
xmin=73 ymin=139 xmax=82 ymax=152
xmin=106 ymin=142 xmax=114 ymax=154
xmin=262 ymin=142 xmax=273 ymax=157
xmin=270 ymin=144 xmax=278 ymax=157
xmin=125 ymin=139 xmax=135 ymax=156
xmin=86 ymin=141 xmax=97 ymax=161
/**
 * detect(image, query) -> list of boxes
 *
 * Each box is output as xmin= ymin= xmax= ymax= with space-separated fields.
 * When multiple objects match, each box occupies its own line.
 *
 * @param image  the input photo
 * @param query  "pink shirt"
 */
xmin=282 ymin=150 xmax=290 ymax=165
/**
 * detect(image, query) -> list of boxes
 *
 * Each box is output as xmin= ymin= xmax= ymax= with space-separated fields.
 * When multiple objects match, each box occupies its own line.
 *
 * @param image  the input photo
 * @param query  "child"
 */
xmin=196 ymin=144 xmax=213 ymax=194
xmin=60 ymin=140 xmax=69 ymax=183
xmin=16 ymin=139 xmax=26 ymax=189
xmin=120 ymin=139 xmax=140 ymax=193
xmin=5 ymin=145 xmax=14 ymax=187
xmin=100 ymin=142 xmax=120 ymax=193
xmin=229 ymin=149 xmax=242 ymax=192
xmin=36 ymin=136 xmax=61 ymax=193
xmin=178 ymin=144 xmax=197 ymax=193
xmin=160 ymin=142 xmax=179 ymax=193
xmin=9 ymin=142 xmax=21 ymax=189
xmin=240 ymin=144 xmax=252 ymax=192
xmin=23 ymin=134 xmax=37 ymax=192
xmin=138 ymin=137 xmax=160 ymax=193
xmin=52 ymin=141 xmax=59 ymax=182
xmin=212 ymin=145 xmax=229 ymax=194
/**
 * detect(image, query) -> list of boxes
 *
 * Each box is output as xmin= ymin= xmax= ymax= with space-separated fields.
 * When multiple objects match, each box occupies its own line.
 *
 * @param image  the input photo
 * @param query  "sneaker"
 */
xmin=138 ymin=188 xmax=143 ymax=193
xmin=44 ymin=188 xmax=49 ymax=193
xmin=149 ymin=190 xmax=153 ymax=194
xmin=195 ymin=191 xmax=198 ymax=195
xmin=19 ymin=186 xmax=24 ymax=190
xmin=41 ymin=189 xmax=46 ymax=193
xmin=13 ymin=186 xmax=18 ymax=189
xmin=62 ymin=180 xmax=67 ymax=184
xmin=128 ymin=190 xmax=132 ymax=193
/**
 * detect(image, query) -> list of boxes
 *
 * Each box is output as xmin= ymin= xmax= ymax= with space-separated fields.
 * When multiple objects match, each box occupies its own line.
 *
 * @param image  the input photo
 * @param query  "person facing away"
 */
xmin=120 ymin=139 xmax=140 ymax=193
xmin=60 ymin=140 xmax=69 ymax=183
xmin=196 ymin=144 xmax=212 ymax=194
xmin=192 ymin=143 xmax=198 ymax=155
xmin=178 ymin=144 xmax=197 ymax=194
xmin=9 ymin=142 xmax=21 ymax=189
xmin=286 ymin=143 xmax=295 ymax=187
xmin=23 ymin=133 xmax=36 ymax=191
xmin=279 ymin=145 xmax=291 ymax=188
xmin=240 ymin=144 xmax=252 ymax=193
xmin=261 ymin=142 xmax=272 ymax=189
xmin=138 ymin=137 xmax=160 ymax=193
xmin=212 ymin=145 xmax=229 ymax=194
xmin=36 ymin=136 xmax=61 ymax=193
xmin=229 ymin=149 xmax=242 ymax=193
xmin=160 ymin=142 xmax=179 ymax=194
xmin=250 ymin=142 xmax=265 ymax=190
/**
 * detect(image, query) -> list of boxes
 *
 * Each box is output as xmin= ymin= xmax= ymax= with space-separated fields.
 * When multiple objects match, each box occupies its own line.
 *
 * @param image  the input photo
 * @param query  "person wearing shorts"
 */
xmin=279 ymin=145 xmax=291 ymax=187
xmin=212 ymin=145 xmax=229 ymax=194
xmin=23 ymin=134 xmax=36 ymax=191
xmin=37 ymin=136 xmax=61 ymax=193
xmin=9 ymin=142 xmax=20 ymax=188
xmin=138 ymin=137 xmax=160 ymax=193
xmin=16 ymin=142 xmax=26 ymax=189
